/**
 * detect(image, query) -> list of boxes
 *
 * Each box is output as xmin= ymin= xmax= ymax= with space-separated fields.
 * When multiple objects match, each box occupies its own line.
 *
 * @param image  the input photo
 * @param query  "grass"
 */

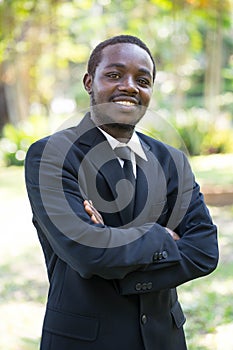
xmin=0 ymin=157 xmax=233 ymax=350
xmin=190 ymin=153 xmax=233 ymax=187
xmin=0 ymin=165 xmax=47 ymax=350
xmin=0 ymin=165 xmax=26 ymax=197
xmin=179 ymin=204 xmax=233 ymax=349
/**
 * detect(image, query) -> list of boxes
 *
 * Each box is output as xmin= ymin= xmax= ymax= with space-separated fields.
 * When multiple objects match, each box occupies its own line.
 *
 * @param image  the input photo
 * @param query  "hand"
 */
xmin=166 ymin=227 xmax=180 ymax=241
xmin=83 ymin=200 xmax=104 ymax=225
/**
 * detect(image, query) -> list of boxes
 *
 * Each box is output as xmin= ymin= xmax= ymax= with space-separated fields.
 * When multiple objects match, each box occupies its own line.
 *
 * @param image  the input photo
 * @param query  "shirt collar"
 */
xmin=97 ymin=127 xmax=147 ymax=161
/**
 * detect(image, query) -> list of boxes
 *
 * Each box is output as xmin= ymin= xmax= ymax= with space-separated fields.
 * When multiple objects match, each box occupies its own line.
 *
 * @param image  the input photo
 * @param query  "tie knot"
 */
xmin=114 ymin=146 xmax=131 ymax=161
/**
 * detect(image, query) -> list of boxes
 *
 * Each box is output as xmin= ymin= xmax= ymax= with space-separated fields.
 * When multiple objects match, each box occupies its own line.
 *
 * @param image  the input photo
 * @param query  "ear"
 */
xmin=83 ymin=73 xmax=93 ymax=95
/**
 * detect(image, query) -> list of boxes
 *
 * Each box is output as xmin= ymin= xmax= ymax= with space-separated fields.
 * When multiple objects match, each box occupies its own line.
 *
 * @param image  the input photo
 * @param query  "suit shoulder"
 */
xmin=26 ymin=126 xmax=79 ymax=156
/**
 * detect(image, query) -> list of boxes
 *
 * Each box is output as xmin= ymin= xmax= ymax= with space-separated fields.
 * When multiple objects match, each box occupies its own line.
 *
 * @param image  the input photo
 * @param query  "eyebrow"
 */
xmin=105 ymin=63 xmax=152 ymax=79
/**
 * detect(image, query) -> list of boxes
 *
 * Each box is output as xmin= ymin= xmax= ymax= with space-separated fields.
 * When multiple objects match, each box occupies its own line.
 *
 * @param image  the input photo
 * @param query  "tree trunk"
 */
xmin=204 ymin=13 xmax=223 ymax=118
xmin=0 ymin=83 xmax=9 ymax=132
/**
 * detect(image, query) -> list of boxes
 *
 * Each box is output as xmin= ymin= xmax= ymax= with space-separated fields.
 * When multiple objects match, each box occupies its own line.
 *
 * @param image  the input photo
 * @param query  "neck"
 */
xmin=99 ymin=123 xmax=135 ymax=143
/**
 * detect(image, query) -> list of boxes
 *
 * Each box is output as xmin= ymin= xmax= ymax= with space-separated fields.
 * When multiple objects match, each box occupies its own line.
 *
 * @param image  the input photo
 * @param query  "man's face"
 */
xmin=84 ymin=43 xmax=154 ymax=128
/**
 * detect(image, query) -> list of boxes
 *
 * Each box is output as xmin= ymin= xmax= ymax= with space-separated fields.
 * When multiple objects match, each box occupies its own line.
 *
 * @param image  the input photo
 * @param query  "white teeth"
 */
xmin=115 ymin=101 xmax=136 ymax=106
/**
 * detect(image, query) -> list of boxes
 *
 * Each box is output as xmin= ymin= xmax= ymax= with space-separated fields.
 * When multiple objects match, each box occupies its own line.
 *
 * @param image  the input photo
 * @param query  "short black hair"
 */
xmin=87 ymin=35 xmax=156 ymax=81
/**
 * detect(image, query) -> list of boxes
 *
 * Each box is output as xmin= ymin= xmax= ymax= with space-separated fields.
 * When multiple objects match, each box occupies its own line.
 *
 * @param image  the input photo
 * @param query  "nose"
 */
xmin=118 ymin=76 xmax=139 ymax=94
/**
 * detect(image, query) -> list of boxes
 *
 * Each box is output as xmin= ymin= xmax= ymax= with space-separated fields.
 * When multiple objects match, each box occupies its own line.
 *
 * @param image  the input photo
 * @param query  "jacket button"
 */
xmin=142 ymin=283 xmax=148 ymax=291
xmin=162 ymin=250 xmax=168 ymax=259
xmin=135 ymin=283 xmax=142 ymax=291
xmin=141 ymin=314 xmax=147 ymax=325
xmin=153 ymin=252 xmax=159 ymax=262
xmin=147 ymin=282 xmax=152 ymax=290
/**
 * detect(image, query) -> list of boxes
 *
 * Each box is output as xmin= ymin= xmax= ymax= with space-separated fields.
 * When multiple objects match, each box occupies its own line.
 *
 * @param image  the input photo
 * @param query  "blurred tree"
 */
xmin=0 ymin=0 xmax=52 ymax=125
xmin=0 ymin=0 xmax=232 ymax=132
xmin=184 ymin=0 xmax=232 ymax=118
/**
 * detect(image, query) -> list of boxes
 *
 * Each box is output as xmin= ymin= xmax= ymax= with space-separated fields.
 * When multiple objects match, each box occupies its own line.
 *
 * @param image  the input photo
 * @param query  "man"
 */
xmin=25 ymin=35 xmax=218 ymax=350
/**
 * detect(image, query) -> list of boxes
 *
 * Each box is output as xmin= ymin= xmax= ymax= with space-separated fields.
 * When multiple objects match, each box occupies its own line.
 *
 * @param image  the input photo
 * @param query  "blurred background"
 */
xmin=0 ymin=0 xmax=232 ymax=349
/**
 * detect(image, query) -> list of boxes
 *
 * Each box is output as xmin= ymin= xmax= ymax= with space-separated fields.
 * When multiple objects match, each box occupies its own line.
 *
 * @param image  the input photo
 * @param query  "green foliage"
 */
xmin=0 ymin=0 xmax=232 ymax=113
xmin=0 ymin=115 xmax=48 ymax=166
xmin=174 ymin=118 xmax=207 ymax=156
xmin=146 ymin=109 xmax=233 ymax=156
xmin=202 ymin=127 xmax=233 ymax=154
xmin=0 ymin=0 xmax=232 ymax=158
xmin=179 ymin=257 xmax=233 ymax=349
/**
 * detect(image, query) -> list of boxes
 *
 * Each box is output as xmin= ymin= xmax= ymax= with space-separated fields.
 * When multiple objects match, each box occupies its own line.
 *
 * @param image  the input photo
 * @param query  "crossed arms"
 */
xmin=84 ymin=199 xmax=180 ymax=241
xmin=25 ymin=133 xmax=218 ymax=293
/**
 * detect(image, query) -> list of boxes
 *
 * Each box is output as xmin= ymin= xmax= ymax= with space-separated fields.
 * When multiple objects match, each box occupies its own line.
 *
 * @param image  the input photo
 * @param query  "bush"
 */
xmin=202 ymin=127 xmax=233 ymax=154
xmin=146 ymin=109 xmax=233 ymax=156
xmin=0 ymin=115 xmax=48 ymax=166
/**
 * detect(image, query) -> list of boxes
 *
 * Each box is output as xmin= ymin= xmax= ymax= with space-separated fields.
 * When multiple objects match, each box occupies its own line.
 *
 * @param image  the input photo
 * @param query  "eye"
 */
xmin=106 ymin=72 xmax=121 ymax=79
xmin=137 ymin=78 xmax=151 ymax=86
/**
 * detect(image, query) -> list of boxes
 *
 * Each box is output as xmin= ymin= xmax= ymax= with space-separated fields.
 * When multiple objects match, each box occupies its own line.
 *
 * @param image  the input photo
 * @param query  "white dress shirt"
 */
xmin=98 ymin=127 xmax=148 ymax=177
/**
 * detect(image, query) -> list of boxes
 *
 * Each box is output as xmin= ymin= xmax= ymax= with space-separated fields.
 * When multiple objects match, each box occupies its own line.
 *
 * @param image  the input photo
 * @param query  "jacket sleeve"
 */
xmin=117 ymin=153 xmax=218 ymax=295
xmin=25 ymin=135 xmax=218 ymax=287
xmin=25 ymin=136 xmax=182 ymax=280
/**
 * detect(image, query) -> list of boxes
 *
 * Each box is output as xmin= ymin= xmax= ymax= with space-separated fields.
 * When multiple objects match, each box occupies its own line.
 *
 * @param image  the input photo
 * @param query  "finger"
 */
xmin=87 ymin=201 xmax=104 ymax=224
xmin=166 ymin=227 xmax=180 ymax=241
xmin=91 ymin=210 xmax=104 ymax=224
xmin=84 ymin=204 xmax=99 ymax=224
xmin=83 ymin=201 xmax=94 ymax=217
xmin=83 ymin=200 xmax=104 ymax=224
xmin=92 ymin=209 xmax=103 ymax=222
xmin=172 ymin=233 xmax=180 ymax=241
xmin=91 ymin=214 xmax=99 ymax=224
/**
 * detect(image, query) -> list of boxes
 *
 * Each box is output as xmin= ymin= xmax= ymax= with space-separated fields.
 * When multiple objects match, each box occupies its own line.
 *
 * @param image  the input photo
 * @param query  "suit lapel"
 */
xmin=76 ymin=114 xmax=131 ymax=224
xmin=133 ymin=137 xmax=167 ymax=225
xmin=76 ymin=116 xmax=166 ymax=226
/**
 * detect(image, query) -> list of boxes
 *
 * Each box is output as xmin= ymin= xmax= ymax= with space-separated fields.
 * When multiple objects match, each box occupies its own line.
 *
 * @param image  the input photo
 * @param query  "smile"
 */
xmin=114 ymin=101 xmax=137 ymax=106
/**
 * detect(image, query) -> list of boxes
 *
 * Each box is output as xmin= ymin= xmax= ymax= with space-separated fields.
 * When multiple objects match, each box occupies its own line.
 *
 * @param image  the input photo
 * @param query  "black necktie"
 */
xmin=114 ymin=146 xmax=136 ymax=220
xmin=114 ymin=146 xmax=135 ymax=187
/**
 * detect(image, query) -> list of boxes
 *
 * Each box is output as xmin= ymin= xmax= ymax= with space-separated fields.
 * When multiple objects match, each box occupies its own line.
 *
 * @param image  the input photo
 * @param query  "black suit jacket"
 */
xmin=25 ymin=114 xmax=218 ymax=350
